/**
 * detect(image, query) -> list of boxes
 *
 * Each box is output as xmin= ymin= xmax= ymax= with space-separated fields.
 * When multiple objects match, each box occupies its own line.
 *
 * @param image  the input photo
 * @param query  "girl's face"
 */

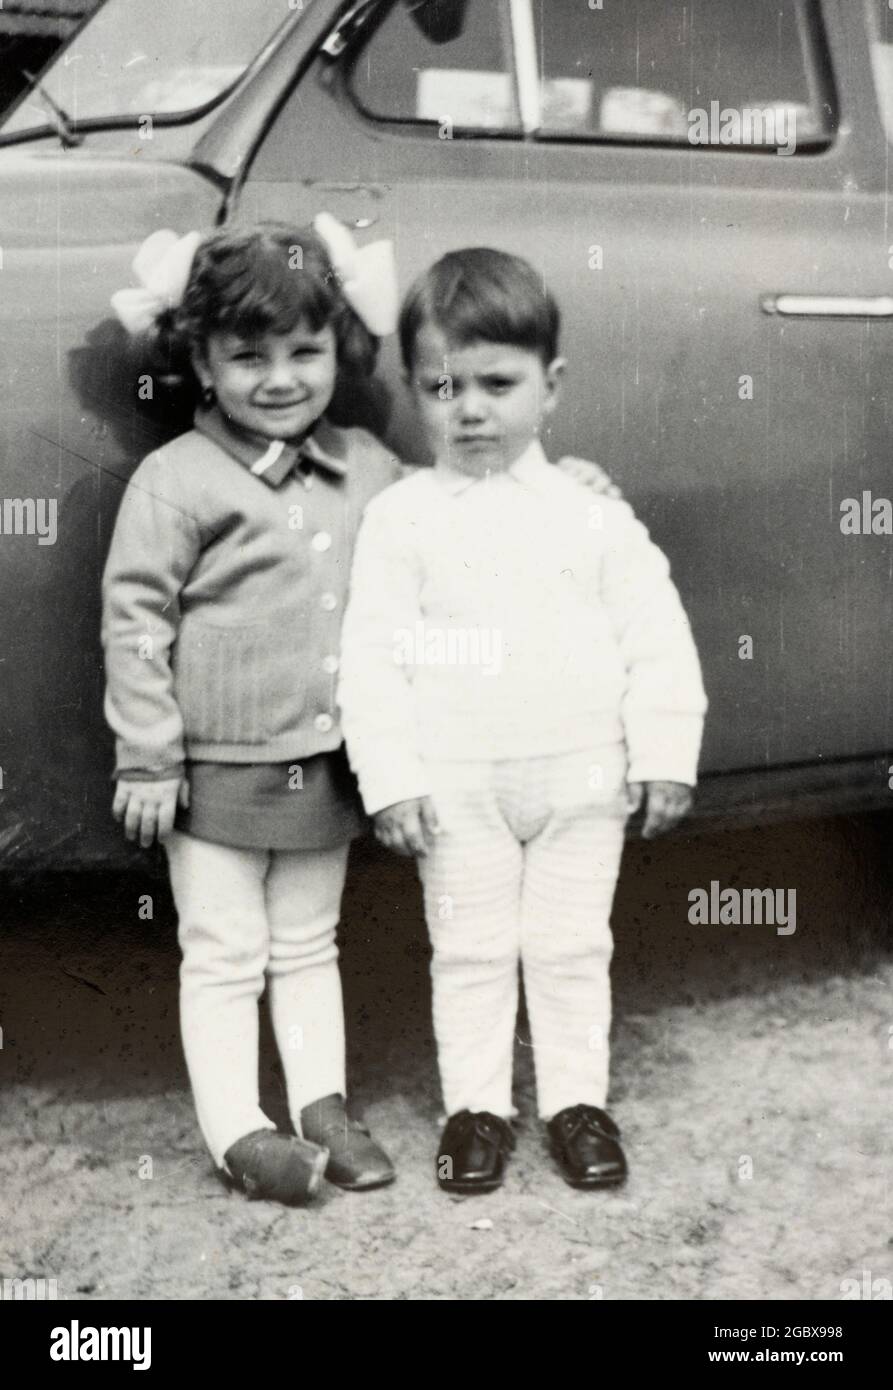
xmin=194 ymin=320 xmax=338 ymax=443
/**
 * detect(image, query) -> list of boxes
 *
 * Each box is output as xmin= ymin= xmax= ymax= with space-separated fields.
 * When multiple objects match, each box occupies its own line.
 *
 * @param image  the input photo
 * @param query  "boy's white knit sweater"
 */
xmin=338 ymin=441 xmax=707 ymax=816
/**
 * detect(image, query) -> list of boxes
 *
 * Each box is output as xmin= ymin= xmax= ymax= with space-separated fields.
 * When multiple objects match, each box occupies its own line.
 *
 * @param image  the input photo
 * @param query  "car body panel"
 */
xmin=0 ymin=156 xmax=222 ymax=868
xmin=1 ymin=0 xmax=892 ymax=869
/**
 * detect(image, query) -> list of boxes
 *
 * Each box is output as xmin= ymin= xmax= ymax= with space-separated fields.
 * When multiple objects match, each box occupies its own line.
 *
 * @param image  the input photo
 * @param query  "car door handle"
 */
xmin=761 ymin=293 xmax=893 ymax=318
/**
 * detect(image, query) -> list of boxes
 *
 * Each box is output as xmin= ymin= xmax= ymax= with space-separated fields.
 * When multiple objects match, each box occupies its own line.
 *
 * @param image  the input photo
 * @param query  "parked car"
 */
xmin=1 ymin=0 xmax=892 ymax=869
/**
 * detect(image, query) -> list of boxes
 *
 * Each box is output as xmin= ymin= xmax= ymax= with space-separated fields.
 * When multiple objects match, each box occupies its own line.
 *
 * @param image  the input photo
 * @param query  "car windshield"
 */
xmin=1 ymin=0 xmax=290 ymax=136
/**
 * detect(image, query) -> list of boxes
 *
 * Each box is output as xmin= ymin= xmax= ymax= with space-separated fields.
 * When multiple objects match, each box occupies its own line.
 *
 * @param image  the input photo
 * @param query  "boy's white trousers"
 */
xmin=165 ymin=832 xmax=349 ymax=1167
xmin=418 ymin=746 xmax=629 ymax=1121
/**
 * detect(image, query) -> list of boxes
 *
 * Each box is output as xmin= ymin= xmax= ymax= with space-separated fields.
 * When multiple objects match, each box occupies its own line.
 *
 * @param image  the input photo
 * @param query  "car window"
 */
xmin=0 ymin=0 xmax=101 ymax=121
xmin=348 ymin=0 xmax=827 ymax=150
xmin=348 ymin=0 xmax=521 ymax=134
xmin=533 ymin=0 xmax=828 ymax=149
xmin=1 ymin=0 xmax=288 ymax=135
xmin=867 ymin=0 xmax=893 ymax=146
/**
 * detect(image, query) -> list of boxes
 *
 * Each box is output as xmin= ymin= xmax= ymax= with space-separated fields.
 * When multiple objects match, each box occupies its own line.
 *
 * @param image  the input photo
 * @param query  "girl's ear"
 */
xmin=190 ymin=346 xmax=212 ymax=390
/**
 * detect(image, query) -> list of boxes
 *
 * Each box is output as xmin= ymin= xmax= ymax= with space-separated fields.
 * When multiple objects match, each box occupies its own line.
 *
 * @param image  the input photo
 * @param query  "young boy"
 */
xmin=338 ymin=249 xmax=707 ymax=1192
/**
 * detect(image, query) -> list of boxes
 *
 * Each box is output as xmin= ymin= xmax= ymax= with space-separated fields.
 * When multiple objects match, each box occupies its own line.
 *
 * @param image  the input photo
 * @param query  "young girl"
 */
xmin=102 ymin=219 xmax=402 ymax=1204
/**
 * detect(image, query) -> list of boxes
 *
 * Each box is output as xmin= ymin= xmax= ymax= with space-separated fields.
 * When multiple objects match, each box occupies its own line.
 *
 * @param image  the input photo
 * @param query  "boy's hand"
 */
xmin=374 ymin=796 xmax=440 ymax=857
xmin=626 ymin=780 xmax=692 ymax=839
xmin=113 ymin=777 xmax=189 ymax=848
xmin=556 ymin=455 xmax=623 ymax=498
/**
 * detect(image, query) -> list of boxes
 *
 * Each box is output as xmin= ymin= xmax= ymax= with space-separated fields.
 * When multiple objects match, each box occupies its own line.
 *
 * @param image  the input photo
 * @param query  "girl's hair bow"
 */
xmin=110 ymin=216 xmax=399 ymax=339
xmin=313 ymin=212 xmax=399 ymax=337
xmin=110 ymin=228 xmax=203 ymax=337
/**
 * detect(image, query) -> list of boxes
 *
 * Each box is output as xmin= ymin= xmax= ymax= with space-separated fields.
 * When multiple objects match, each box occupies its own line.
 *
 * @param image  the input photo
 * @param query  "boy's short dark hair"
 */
xmin=399 ymin=247 xmax=560 ymax=370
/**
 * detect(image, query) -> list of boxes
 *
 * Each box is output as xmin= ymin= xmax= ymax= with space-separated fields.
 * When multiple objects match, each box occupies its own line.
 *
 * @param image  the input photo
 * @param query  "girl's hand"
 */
xmin=373 ymin=796 xmax=440 ymax=857
xmin=556 ymin=456 xmax=623 ymax=498
xmin=626 ymin=780 xmax=693 ymax=839
xmin=112 ymin=777 xmax=189 ymax=848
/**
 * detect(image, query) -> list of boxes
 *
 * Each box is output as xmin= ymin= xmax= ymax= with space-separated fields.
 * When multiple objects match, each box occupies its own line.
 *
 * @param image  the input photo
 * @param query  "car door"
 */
xmin=0 ymin=0 xmax=303 ymax=869
xmin=226 ymin=0 xmax=893 ymax=806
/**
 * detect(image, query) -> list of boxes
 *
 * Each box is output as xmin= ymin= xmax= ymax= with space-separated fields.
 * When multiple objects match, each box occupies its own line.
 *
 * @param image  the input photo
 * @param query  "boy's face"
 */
xmin=194 ymin=321 xmax=338 ymax=443
xmin=408 ymin=325 xmax=564 ymax=476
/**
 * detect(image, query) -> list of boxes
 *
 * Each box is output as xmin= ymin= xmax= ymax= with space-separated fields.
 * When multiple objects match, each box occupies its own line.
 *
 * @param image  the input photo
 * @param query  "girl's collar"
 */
xmin=194 ymin=405 xmax=348 ymax=486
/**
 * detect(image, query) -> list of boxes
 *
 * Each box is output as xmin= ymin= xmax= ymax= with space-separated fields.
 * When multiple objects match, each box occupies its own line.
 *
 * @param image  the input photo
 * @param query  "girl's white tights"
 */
xmin=165 ymin=831 xmax=350 ymax=1167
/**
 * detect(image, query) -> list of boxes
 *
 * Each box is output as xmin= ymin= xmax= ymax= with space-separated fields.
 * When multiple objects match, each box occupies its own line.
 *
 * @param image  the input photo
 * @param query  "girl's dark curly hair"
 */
xmin=166 ymin=222 xmax=379 ymax=377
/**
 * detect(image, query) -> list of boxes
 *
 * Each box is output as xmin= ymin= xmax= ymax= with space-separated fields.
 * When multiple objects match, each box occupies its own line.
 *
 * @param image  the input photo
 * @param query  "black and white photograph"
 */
xmin=1 ymin=0 xmax=893 ymax=1342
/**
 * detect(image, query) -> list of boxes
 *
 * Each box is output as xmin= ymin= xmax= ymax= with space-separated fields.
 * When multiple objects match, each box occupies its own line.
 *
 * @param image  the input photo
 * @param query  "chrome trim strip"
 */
xmin=761 ymin=293 xmax=893 ymax=318
xmin=508 ymin=0 xmax=540 ymax=135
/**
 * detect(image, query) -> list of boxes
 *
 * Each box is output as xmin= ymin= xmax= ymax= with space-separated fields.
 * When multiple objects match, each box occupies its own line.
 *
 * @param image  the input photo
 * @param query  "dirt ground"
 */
xmin=2 ymin=813 xmax=893 ymax=1302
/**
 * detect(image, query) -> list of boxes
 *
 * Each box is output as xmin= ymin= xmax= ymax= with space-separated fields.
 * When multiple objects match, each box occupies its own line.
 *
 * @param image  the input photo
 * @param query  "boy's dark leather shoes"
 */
xmin=300 ymin=1093 xmax=395 ymax=1191
xmin=547 ymin=1104 xmax=627 ymax=1188
xmin=437 ymin=1110 xmax=515 ymax=1193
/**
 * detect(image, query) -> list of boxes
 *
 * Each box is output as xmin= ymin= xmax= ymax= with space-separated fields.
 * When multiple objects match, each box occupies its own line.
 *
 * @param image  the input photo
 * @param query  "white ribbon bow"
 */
xmin=111 ymin=216 xmax=399 ymax=339
xmin=110 ymin=228 xmax=203 ymax=337
xmin=313 ymin=212 xmax=399 ymax=337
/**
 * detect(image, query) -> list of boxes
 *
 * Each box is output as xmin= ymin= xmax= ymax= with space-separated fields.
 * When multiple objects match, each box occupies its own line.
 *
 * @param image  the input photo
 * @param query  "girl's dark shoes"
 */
xmin=547 ymin=1104 xmax=627 ymax=1188
xmin=300 ymin=1093 xmax=395 ymax=1190
xmin=436 ymin=1110 xmax=516 ymax=1193
xmin=222 ymin=1128 xmax=329 ymax=1205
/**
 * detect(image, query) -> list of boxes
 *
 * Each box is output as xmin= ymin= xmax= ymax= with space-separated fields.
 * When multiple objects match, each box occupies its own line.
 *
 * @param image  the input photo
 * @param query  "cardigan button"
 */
xmin=320 ymin=591 xmax=338 ymax=611
xmin=314 ymin=713 xmax=334 ymax=733
xmin=321 ymin=655 xmax=339 ymax=674
xmin=311 ymin=531 xmax=332 ymax=552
